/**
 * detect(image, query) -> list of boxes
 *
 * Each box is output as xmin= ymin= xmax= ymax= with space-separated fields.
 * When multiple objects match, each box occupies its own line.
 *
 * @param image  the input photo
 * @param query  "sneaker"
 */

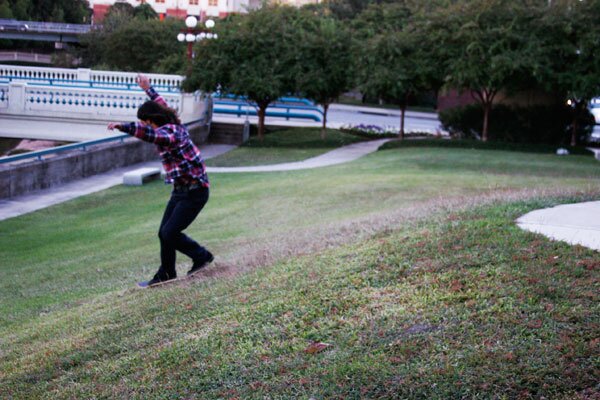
xmin=188 ymin=253 xmax=214 ymax=276
xmin=137 ymin=273 xmax=176 ymax=288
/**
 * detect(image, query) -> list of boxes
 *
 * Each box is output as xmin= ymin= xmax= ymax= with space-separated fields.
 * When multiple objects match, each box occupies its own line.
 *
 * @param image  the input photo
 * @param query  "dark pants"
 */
xmin=156 ymin=186 xmax=211 ymax=279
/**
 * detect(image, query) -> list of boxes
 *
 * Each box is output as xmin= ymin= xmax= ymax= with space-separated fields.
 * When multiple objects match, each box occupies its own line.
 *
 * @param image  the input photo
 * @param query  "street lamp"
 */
xmin=177 ymin=16 xmax=217 ymax=62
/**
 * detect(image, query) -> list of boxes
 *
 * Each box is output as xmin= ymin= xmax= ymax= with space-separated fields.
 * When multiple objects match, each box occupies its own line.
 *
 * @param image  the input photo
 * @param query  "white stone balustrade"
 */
xmin=0 ymin=64 xmax=208 ymax=142
xmin=0 ymin=64 xmax=183 ymax=90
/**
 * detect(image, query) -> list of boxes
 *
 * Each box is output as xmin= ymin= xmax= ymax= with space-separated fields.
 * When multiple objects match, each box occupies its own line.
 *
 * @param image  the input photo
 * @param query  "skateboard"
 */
xmin=137 ymin=277 xmax=185 ymax=288
xmin=137 ymin=264 xmax=210 ymax=288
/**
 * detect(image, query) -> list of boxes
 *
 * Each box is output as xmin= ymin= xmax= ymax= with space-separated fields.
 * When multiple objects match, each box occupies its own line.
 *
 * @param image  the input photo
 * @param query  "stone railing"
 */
xmin=0 ymin=65 xmax=209 ymax=141
xmin=0 ymin=64 xmax=183 ymax=91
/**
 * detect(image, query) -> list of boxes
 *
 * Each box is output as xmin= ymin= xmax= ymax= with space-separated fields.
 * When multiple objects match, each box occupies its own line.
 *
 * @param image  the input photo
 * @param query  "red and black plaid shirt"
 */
xmin=119 ymin=87 xmax=209 ymax=188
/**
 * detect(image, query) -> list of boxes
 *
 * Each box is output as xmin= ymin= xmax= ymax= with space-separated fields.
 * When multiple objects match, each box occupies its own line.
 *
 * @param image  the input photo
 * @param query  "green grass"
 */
xmin=205 ymin=127 xmax=366 ymax=167
xmin=1 ymin=132 xmax=599 ymax=398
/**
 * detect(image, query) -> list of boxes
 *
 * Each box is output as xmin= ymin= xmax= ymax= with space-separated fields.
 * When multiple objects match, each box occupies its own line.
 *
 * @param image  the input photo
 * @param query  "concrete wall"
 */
xmin=208 ymin=121 xmax=249 ymax=145
xmin=0 ymin=123 xmax=209 ymax=199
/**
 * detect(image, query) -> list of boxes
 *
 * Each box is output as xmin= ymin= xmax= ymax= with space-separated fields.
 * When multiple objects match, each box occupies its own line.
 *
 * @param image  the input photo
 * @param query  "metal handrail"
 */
xmin=214 ymin=93 xmax=315 ymax=106
xmin=0 ymin=118 xmax=209 ymax=165
xmin=0 ymin=19 xmax=92 ymax=34
xmin=0 ymin=134 xmax=129 ymax=165
xmin=214 ymin=100 xmax=323 ymax=114
xmin=214 ymin=102 xmax=322 ymax=122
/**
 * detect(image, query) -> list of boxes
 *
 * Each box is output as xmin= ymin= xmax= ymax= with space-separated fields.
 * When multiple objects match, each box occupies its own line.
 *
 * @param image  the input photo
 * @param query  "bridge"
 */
xmin=0 ymin=64 xmax=210 ymax=142
xmin=0 ymin=51 xmax=53 ymax=64
xmin=0 ymin=19 xmax=92 ymax=43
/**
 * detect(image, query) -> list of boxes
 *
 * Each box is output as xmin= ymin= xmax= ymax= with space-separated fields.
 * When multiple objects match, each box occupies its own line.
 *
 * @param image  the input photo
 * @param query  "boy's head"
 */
xmin=137 ymin=101 xmax=179 ymax=127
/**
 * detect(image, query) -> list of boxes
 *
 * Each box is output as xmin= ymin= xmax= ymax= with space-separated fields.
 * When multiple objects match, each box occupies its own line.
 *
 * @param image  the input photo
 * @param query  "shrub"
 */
xmin=439 ymin=104 xmax=594 ymax=146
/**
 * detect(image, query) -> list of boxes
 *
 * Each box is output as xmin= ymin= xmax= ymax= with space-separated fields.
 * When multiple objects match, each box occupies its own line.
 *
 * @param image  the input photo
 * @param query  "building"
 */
xmin=88 ymin=0 xmax=320 ymax=23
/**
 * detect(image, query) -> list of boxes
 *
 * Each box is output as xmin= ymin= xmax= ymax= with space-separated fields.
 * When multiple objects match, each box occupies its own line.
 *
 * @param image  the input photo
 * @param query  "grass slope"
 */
xmin=205 ymin=128 xmax=366 ymax=167
xmin=1 ymin=131 xmax=599 ymax=398
xmin=2 ymin=199 xmax=598 ymax=399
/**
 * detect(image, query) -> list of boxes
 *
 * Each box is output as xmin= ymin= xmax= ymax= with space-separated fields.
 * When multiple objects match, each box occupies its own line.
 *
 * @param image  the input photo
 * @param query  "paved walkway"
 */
xmin=0 ymin=144 xmax=235 ymax=221
xmin=207 ymin=138 xmax=392 ymax=173
xmin=516 ymin=201 xmax=600 ymax=251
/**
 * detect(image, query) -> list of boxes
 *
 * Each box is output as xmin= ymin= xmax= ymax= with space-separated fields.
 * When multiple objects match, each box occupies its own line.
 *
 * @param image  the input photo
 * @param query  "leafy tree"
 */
xmin=295 ymin=14 xmax=354 ymax=138
xmin=101 ymin=2 xmax=135 ymax=32
xmin=101 ymin=18 xmax=182 ymax=72
xmin=535 ymin=0 xmax=600 ymax=146
xmin=9 ymin=0 xmax=31 ymax=20
xmin=184 ymin=5 xmax=304 ymax=140
xmin=432 ymin=0 xmax=544 ymax=142
xmin=133 ymin=3 xmax=158 ymax=20
xmin=6 ymin=0 xmax=90 ymax=23
xmin=0 ymin=0 xmax=14 ymax=19
xmin=353 ymin=2 xmax=442 ymax=138
xmin=78 ymin=4 xmax=178 ymax=71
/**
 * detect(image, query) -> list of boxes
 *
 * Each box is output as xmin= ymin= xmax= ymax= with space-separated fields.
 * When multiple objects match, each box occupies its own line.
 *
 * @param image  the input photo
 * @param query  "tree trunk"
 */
xmin=321 ymin=103 xmax=329 ymax=140
xmin=571 ymin=116 xmax=578 ymax=147
xmin=257 ymin=106 xmax=267 ymax=141
xmin=472 ymin=89 xmax=497 ymax=142
xmin=399 ymin=102 xmax=406 ymax=140
xmin=482 ymin=101 xmax=491 ymax=142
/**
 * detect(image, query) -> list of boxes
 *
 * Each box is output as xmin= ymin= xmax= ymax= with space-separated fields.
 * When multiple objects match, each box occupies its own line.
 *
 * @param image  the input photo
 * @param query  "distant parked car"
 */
xmin=590 ymin=97 xmax=600 ymax=124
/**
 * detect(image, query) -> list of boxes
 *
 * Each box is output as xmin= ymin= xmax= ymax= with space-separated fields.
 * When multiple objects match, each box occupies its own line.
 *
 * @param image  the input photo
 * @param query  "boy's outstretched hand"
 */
xmin=136 ymin=74 xmax=151 ymax=91
xmin=107 ymin=122 xmax=122 ymax=131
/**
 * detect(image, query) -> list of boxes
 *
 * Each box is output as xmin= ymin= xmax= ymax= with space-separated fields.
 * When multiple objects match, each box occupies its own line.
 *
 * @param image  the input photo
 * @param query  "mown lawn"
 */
xmin=0 ymin=131 xmax=599 ymax=399
xmin=205 ymin=127 xmax=366 ymax=166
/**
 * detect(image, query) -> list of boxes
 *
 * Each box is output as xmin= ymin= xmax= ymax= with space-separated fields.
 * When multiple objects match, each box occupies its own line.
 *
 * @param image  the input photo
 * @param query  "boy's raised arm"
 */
xmin=136 ymin=74 xmax=168 ymax=107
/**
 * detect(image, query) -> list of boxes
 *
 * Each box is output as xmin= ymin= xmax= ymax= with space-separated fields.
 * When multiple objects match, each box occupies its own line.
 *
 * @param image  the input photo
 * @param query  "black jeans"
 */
xmin=156 ymin=186 xmax=211 ymax=279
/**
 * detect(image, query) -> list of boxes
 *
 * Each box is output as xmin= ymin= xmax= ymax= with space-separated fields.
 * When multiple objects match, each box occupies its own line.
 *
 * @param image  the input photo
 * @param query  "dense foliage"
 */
xmin=77 ymin=4 xmax=184 ymax=74
xmin=0 ymin=0 xmax=91 ymax=23
xmin=439 ymin=104 xmax=595 ymax=146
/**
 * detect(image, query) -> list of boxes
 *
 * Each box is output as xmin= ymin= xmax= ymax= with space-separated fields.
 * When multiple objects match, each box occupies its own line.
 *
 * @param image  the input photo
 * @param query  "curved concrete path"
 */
xmin=516 ymin=201 xmax=600 ymax=251
xmin=207 ymin=138 xmax=392 ymax=173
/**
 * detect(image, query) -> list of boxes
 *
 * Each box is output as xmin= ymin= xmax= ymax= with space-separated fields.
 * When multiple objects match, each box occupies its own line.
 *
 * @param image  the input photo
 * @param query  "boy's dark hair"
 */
xmin=137 ymin=100 xmax=181 ymax=126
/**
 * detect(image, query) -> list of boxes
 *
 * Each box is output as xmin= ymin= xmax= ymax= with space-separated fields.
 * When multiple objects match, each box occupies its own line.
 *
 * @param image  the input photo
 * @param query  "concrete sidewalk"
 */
xmin=516 ymin=201 xmax=600 ymax=251
xmin=207 ymin=138 xmax=392 ymax=173
xmin=0 ymin=144 xmax=236 ymax=222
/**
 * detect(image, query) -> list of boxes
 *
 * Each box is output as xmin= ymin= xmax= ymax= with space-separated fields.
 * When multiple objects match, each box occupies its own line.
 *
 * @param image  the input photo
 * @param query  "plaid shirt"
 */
xmin=120 ymin=87 xmax=209 ymax=188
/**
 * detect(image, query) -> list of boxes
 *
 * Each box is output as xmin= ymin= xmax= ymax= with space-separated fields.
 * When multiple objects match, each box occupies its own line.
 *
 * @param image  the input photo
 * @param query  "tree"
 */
xmin=184 ymin=5 xmax=303 ymax=140
xmin=295 ymin=14 xmax=354 ymax=138
xmin=0 ymin=0 xmax=14 ymax=19
xmin=101 ymin=18 xmax=182 ymax=72
xmin=9 ymin=0 xmax=31 ymax=20
xmin=133 ymin=3 xmax=158 ymax=20
xmin=353 ymin=2 xmax=442 ymax=138
xmin=6 ymin=0 xmax=90 ymax=23
xmin=433 ymin=0 xmax=543 ymax=142
xmin=535 ymin=0 xmax=600 ymax=146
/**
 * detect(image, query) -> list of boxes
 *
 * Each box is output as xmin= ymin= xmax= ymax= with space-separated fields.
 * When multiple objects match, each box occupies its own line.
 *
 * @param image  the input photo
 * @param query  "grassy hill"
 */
xmin=1 ymin=131 xmax=599 ymax=399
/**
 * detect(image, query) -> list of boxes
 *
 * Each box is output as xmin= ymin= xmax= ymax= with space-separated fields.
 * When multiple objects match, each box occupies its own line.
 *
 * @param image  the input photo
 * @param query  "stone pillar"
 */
xmin=77 ymin=68 xmax=91 ymax=82
xmin=7 ymin=82 xmax=26 ymax=114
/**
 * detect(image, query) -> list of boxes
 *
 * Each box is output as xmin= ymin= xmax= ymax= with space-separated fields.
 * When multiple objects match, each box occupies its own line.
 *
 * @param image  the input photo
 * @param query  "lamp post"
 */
xmin=177 ymin=16 xmax=217 ymax=74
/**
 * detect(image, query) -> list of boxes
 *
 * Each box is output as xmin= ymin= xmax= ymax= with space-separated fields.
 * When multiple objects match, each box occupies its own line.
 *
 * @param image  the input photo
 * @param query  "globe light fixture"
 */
xmin=185 ymin=16 xmax=198 ymax=29
xmin=177 ymin=16 xmax=217 ymax=75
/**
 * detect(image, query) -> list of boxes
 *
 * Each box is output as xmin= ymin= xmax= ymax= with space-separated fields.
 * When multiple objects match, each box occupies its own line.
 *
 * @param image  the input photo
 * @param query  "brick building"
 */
xmin=88 ymin=0 xmax=320 ymax=23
